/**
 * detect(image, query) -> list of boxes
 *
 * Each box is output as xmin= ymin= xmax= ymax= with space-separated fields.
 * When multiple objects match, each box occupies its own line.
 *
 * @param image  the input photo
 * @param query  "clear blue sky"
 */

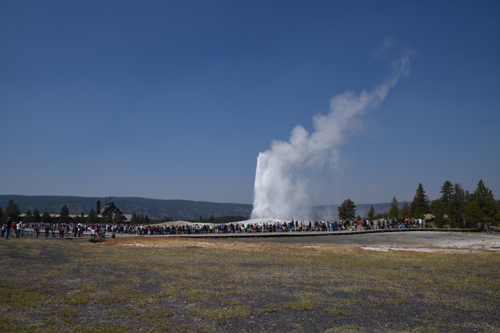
xmin=1 ymin=0 xmax=499 ymax=205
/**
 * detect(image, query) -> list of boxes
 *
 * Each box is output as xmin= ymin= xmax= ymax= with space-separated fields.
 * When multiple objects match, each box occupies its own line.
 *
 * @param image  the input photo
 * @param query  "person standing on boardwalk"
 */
xmin=5 ymin=217 xmax=12 ymax=239
xmin=17 ymin=221 xmax=23 ymax=237
xmin=12 ymin=221 xmax=17 ymax=238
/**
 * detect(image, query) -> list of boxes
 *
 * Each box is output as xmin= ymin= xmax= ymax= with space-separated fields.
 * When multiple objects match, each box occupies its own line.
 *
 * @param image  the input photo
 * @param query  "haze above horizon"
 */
xmin=1 ymin=1 xmax=499 ymax=205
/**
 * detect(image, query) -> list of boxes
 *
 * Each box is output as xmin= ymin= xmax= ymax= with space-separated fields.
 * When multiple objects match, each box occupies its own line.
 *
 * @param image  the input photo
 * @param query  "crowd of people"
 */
xmin=2 ymin=217 xmax=425 ymax=239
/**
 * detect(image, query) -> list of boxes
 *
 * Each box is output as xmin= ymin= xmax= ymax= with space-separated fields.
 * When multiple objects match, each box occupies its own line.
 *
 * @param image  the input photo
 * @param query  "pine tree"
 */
xmin=338 ymin=199 xmax=356 ymax=221
xmin=463 ymin=201 xmax=483 ymax=228
xmin=389 ymin=197 xmax=399 ymax=219
xmin=59 ymin=204 xmax=70 ymax=224
xmin=23 ymin=209 xmax=33 ymax=223
xmin=87 ymin=209 xmax=97 ymax=225
xmin=496 ymin=200 xmax=500 ymax=223
xmin=430 ymin=199 xmax=446 ymax=227
xmin=434 ymin=211 xmax=446 ymax=228
xmin=74 ymin=211 xmax=84 ymax=225
xmin=448 ymin=183 xmax=465 ymax=227
xmin=465 ymin=190 xmax=473 ymax=204
xmin=401 ymin=201 xmax=410 ymax=219
xmin=473 ymin=179 xmax=498 ymax=226
xmin=429 ymin=199 xmax=445 ymax=216
xmin=410 ymin=184 xmax=429 ymax=219
xmin=440 ymin=181 xmax=454 ymax=204
xmin=367 ymin=206 xmax=375 ymax=221
xmin=33 ymin=208 xmax=41 ymax=223
xmin=4 ymin=200 xmax=21 ymax=223
xmin=41 ymin=211 xmax=52 ymax=223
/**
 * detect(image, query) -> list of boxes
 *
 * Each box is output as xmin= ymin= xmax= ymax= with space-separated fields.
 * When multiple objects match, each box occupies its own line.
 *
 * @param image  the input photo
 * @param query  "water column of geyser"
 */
xmin=251 ymin=53 xmax=411 ymax=220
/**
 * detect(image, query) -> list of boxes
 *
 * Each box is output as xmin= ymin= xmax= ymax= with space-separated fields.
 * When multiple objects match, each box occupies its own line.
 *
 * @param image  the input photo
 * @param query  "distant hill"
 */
xmin=0 ymin=195 xmax=252 ymax=220
xmin=0 ymin=195 xmax=392 ymax=221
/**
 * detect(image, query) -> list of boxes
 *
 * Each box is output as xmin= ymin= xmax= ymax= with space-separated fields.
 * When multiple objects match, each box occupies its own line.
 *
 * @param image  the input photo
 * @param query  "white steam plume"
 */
xmin=251 ymin=52 xmax=411 ymax=220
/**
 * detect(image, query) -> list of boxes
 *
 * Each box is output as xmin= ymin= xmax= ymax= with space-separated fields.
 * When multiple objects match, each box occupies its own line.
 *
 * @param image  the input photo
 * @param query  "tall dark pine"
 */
xmin=429 ymin=199 xmax=445 ymax=216
xmin=23 ymin=209 xmax=33 ymax=223
xmin=401 ymin=201 xmax=410 ymax=219
xmin=338 ymin=199 xmax=356 ymax=221
xmin=367 ymin=205 xmax=375 ymax=221
xmin=465 ymin=190 xmax=473 ymax=204
xmin=440 ymin=181 xmax=454 ymax=204
xmin=448 ymin=183 xmax=466 ymax=227
xmin=41 ymin=211 xmax=52 ymax=223
xmin=434 ymin=210 xmax=447 ymax=228
xmin=59 ymin=204 xmax=70 ymax=224
xmin=87 ymin=209 xmax=98 ymax=225
xmin=4 ymin=200 xmax=21 ymax=223
xmin=410 ymin=183 xmax=429 ymax=219
xmin=33 ymin=208 xmax=41 ymax=223
xmin=389 ymin=197 xmax=399 ymax=219
xmin=473 ymin=179 xmax=498 ymax=226
xmin=463 ymin=201 xmax=483 ymax=228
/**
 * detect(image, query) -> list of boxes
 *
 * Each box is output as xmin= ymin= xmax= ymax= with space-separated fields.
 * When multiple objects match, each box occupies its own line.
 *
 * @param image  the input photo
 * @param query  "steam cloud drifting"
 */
xmin=251 ymin=52 xmax=411 ymax=220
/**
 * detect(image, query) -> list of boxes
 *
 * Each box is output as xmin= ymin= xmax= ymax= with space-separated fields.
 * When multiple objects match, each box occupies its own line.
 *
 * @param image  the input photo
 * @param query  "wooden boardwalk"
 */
xmin=142 ymin=228 xmax=479 ymax=239
xmin=26 ymin=227 xmax=479 ymax=240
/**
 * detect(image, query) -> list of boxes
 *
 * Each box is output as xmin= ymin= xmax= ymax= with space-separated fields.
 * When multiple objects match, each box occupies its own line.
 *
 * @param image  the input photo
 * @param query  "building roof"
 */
xmin=99 ymin=202 xmax=124 ymax=217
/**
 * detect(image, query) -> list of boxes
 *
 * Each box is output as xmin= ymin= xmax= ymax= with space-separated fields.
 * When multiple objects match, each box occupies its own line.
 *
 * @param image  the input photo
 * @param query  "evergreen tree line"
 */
xmin=336 ymin=180 xmax=500 ymax=228
xmin=0 ymin=202 xmax=146 ymax=225
xmin=2 ymin=179 xmax=498 ymax=228
xmin=0 ymin=200 xmax=246 ymax=226
xmin=130 ymin=211 xmax=152 ymax=224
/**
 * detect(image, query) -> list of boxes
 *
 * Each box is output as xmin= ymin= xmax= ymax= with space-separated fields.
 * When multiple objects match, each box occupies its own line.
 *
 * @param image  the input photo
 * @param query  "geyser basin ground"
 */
xmin=233 ymin=231 xmax=500 ymax=252
xmin=0 ymin=234 xmax=498 ymax=332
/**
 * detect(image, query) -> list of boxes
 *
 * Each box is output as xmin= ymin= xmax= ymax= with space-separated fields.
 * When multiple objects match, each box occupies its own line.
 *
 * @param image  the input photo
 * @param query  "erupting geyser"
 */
xmin=251 ymin=52 xmax=411 ymax=220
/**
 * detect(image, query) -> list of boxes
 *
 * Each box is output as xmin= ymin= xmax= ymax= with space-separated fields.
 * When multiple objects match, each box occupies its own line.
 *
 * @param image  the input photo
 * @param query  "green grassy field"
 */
xmin=0 ymin=237 xmax=499 ymax=332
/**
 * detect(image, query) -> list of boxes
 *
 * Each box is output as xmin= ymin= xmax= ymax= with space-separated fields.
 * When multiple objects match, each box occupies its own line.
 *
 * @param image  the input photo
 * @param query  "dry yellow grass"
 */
xmin=0 ymin=237 xmax=499 ymax=332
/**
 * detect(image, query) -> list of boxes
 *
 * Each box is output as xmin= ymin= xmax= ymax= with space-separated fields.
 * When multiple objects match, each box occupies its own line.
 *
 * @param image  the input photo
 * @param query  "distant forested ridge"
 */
xmin=4 ymin=179 xmax=497 ymax=227
xmin=0 ymin=195 xmax=252 ymax=220
xmin=0 ymin=195 xmax=393 ymax=221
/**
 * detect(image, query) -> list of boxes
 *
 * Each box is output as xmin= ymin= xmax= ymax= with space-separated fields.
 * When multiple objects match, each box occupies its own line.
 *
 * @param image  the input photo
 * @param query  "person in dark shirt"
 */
xmin=5 ymin=217 xmax=12 ymax=239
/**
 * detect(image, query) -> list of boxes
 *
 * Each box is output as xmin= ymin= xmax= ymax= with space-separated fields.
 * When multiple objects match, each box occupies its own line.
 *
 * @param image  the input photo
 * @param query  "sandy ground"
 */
xmin=234 ymin=231 xmax=500 ymax=253
xmin=26 ymin=227 xmax=500 ymax=253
